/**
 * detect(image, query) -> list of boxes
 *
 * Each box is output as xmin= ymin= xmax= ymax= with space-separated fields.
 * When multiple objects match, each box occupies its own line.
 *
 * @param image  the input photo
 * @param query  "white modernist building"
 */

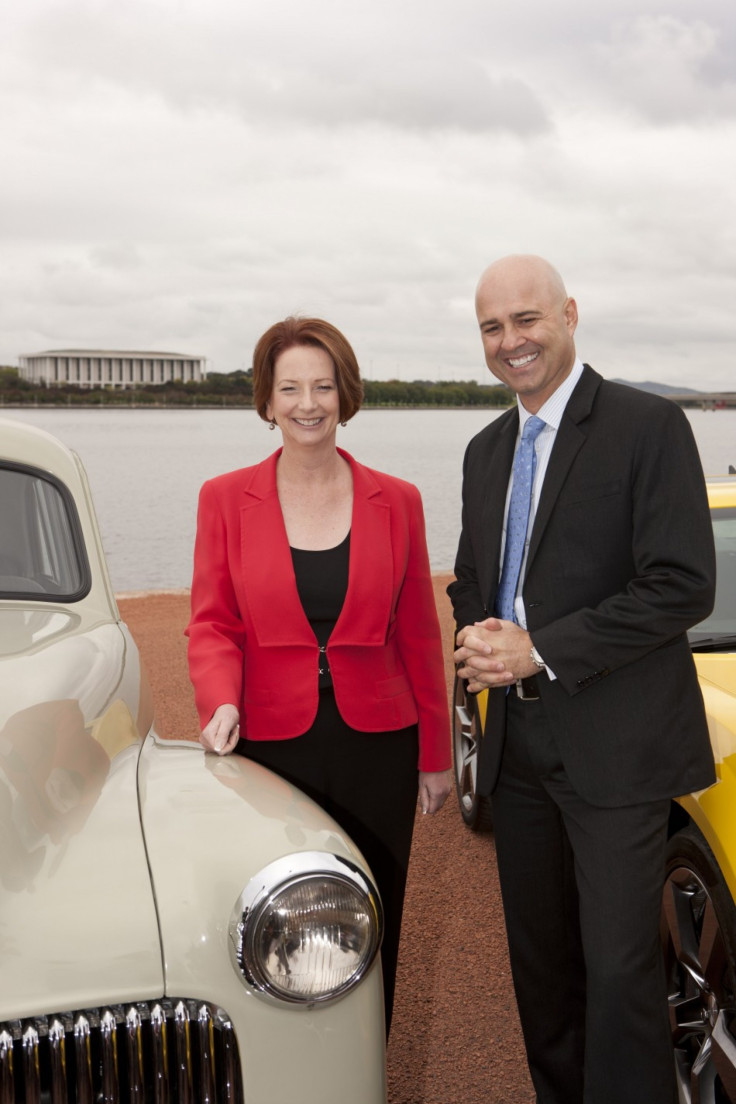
xmin=18 ymin=350 xmax=206 ymax=389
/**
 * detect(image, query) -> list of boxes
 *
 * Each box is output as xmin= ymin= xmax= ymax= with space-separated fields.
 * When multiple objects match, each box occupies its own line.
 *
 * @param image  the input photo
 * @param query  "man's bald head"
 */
xmin=476 ymin=254 xmax=569 ymax=311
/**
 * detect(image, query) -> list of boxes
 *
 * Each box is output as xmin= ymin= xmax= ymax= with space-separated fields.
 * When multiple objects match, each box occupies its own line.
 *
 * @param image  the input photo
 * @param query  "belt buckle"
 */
xmin=516 ymin=676 xmax=540 ymax=702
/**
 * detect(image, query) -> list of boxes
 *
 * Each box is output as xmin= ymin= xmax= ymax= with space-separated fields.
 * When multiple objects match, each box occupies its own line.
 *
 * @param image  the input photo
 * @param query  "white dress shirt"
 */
xmin=500 ymin=358 xmax=585 ymax=673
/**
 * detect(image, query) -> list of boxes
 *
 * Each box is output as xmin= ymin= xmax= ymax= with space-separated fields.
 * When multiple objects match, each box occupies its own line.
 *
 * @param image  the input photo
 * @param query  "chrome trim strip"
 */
xmin=197 ymin=1002 xmax=215 ymax=1104
xmin=218 ymin=1010 xmax=239 ymax=1104
xmin=100 ymin=1008 xmax=119 ymax=1103
xmin=150 ymin=1002 xmax=169 ymax=1104
xmin=174 ymin=999 xmax=193 ymax=1104
xmin=125 ymin=1004 xmax=144 ymax=1102
xmin=0 ymin=1027 xmax=15 ymax=1104
xmin=74 ymin=1012 xmax=93 ymax=1104
xmin=22 ymin=1022 xmax=40 ymax=1104
xmin=48 ymin=1016 xmax=66 ymax=1104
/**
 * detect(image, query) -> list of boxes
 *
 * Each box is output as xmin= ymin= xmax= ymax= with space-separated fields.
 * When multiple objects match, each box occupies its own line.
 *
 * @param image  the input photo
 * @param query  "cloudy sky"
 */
xmin=1 ymin=0 xmax=734 ymax=390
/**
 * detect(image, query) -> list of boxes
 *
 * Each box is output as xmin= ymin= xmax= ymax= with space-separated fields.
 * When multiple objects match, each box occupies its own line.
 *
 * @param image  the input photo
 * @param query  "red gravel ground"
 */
xmin=118 ymin=578 xmax=536 ymax=1104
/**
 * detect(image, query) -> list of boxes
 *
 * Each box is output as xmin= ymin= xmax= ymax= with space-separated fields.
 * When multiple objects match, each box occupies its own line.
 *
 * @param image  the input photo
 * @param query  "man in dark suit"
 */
xmin=449 ymin=254 xmax=716 ymax=1103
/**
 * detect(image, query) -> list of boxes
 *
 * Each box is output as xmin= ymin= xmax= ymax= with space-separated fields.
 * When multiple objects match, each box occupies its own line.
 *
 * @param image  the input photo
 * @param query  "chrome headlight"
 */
xmin=229 ymin=852 xmax=383 ymax=1005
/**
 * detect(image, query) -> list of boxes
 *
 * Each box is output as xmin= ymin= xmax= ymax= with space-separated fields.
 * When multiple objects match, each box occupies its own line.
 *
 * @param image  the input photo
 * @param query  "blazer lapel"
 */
xmin=331 ymin=452 xmax=395 ymax=646
xmin=238 ymin=452 xmax=315 ymax=647
xmin=527 ymin=364 xmax=601 ymax=567
xmin=478 ymin=410 xmax=518 ymax=610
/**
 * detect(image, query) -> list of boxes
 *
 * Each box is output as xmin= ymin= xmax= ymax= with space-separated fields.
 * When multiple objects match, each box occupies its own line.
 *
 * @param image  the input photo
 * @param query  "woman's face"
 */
xmin=267 ymin=344 xmax=340 ymax=449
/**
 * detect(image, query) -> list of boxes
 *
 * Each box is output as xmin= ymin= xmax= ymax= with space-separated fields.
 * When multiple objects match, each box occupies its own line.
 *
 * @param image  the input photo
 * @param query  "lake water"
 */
xmin=1 ymin=405 xmax=734 ymax=593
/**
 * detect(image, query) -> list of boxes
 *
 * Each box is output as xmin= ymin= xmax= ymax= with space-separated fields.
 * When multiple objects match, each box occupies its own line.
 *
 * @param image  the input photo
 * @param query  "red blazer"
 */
xmin=186 ymin=448 xmax=451 ymax=773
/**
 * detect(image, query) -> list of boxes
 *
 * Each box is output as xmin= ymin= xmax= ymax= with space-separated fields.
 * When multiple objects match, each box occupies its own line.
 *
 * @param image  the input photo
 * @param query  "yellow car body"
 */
xmin=677 ymin=477 xmax=736 ymax=899
xmin=661 ymin=475 xmax=736 ymax=1102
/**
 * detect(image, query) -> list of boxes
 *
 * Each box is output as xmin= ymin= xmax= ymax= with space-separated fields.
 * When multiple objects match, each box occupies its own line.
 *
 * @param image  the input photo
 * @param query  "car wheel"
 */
xmin=452 ymin=674 xmax=493 ymax=831
xmin=661 ymin=826 xmax=736 ymax=1103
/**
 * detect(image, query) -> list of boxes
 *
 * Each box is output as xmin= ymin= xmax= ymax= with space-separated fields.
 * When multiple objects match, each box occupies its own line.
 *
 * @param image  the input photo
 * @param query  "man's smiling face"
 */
xmin=475 ymin=255 xmax=578 ymax=414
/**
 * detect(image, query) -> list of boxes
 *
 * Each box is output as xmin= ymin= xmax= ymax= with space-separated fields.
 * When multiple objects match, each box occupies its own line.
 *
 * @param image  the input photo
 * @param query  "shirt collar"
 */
xmin=517 ymin=357 xmax=584 ymax=432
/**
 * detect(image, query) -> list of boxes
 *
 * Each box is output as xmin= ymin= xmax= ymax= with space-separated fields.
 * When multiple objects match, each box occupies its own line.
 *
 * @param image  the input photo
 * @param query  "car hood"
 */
xmin=696 ymin=652 xmax=736 ymax=700
xmin=0 ymin=610 xmax=163 ymax=1021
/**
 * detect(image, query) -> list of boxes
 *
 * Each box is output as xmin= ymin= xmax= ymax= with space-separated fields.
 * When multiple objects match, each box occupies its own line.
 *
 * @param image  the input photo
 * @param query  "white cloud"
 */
xmin=14 ymin=0 xmax=551 ymax=135
xmin=0 ymin=0 xmax=734 ymax=391
xmin=593 ymin=15 xmax=736 ymax=122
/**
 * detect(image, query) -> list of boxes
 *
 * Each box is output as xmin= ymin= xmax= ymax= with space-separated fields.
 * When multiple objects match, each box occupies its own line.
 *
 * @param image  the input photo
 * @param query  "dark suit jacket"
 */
xmin=186 ymin=448 xmax=451 ymax=773
xmin=448 ymin=364 xmax=716 ymax=806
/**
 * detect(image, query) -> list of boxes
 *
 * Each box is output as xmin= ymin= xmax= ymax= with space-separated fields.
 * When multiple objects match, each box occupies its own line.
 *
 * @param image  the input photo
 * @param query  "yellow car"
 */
xmin=453 ymin=474 xmax=736 ymax=1099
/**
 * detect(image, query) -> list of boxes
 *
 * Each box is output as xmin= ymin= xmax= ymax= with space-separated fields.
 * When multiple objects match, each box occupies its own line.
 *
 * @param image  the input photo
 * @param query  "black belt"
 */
xmin=516 ymin=675 xmax=540 ymax=701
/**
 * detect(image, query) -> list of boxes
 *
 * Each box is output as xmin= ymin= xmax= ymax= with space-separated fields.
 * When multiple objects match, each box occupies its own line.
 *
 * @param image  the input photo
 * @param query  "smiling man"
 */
xmin=476 ymin=255 xmax=577 ymax=413
xmin=449 ymin=255 xmax=716 ymax=1103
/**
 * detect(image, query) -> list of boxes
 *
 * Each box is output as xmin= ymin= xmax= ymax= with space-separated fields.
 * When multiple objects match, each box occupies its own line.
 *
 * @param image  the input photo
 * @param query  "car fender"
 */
xmin=138 ymin=733 xmax=387 ymax=1104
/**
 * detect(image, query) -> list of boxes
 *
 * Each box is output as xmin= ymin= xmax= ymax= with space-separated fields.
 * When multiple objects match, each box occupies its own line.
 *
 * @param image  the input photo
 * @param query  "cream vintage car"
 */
xmin=0 ymin=417 xmax=386 ymax=1103
xmin=453 ymin=473 xmax=736 ymax=1103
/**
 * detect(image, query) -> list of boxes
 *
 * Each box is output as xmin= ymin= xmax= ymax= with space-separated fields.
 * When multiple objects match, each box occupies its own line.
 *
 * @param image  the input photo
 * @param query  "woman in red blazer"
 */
xmin=186 ymin=317 xmax=451 ymax=1032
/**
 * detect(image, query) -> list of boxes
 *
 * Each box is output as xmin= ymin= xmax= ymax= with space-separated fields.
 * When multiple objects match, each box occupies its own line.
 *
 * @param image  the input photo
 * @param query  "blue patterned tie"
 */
xmin=495 ymin=415 xmax=546 ymax=622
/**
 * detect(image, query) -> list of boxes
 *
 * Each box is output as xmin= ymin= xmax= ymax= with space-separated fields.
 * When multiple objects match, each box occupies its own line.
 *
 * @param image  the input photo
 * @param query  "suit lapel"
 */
xmin=527 ymin=364 xmax=601 ymax=568
xmin=331 ymin=452 xmax=395 ymax=645
xmin=477 ymin=410 xmax=518 ymax=609
xmin=239 ymin=452 xmax=315 ymax=646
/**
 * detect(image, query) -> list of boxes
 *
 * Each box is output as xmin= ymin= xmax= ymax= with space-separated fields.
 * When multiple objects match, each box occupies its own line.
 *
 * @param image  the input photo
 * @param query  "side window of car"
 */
xmin=0 ymin=465 xmax=89 ymax=600
xmin=690 ymin=507 xmax=736 ymax=639
xmin=712 ymin=510 xmax=736 ymax=629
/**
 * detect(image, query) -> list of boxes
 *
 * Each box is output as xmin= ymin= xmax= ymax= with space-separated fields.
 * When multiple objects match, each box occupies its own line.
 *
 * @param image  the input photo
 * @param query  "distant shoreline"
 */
xmin=2 ymin=398 xmax=730 ymax=412
xmin=0 ymin=402 xmax=514 ymax=412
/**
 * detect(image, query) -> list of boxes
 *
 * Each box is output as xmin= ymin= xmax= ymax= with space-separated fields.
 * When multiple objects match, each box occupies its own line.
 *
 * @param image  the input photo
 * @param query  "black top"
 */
xmin=290 ymin=531 xmax=350 ymax=689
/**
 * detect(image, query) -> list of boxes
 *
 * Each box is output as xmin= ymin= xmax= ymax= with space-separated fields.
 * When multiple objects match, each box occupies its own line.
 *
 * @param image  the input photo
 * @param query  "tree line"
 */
xmin=0 ymin=366 xmax=513 ymax=408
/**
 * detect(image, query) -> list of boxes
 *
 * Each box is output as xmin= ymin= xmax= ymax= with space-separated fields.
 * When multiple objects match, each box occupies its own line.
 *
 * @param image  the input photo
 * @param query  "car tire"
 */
xmin=661 ymin=825 xmax=736 ymax=1103
xmin=452 ymin=674 xmax=493 ymax=832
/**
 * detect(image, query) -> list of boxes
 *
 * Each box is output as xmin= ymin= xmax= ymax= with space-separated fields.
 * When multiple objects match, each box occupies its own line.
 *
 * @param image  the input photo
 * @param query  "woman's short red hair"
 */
xmin=252 ymin=317 xmax=364 ymax=423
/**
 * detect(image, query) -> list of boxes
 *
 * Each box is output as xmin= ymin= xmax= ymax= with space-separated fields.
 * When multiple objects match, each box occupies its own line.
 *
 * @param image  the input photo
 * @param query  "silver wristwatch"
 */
xmin=529 ymin=644 xmax=546 ymax=670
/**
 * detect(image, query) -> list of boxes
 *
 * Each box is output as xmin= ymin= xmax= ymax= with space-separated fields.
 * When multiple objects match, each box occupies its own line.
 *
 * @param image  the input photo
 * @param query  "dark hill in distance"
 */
xmin=611 ymin=379 xmax=702 ymax=396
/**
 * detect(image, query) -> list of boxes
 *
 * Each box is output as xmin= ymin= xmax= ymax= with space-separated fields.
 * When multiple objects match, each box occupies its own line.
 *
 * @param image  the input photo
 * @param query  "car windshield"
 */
xmin=689 ymin=505 xmax=736 ymax=647
xmin=0 ymin=464 xmax=89 ymax=601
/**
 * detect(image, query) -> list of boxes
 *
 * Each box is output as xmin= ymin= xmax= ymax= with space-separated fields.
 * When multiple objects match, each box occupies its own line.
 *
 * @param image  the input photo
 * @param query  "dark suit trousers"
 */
xmin=491 ymin=693 xmax=676 ymax=1104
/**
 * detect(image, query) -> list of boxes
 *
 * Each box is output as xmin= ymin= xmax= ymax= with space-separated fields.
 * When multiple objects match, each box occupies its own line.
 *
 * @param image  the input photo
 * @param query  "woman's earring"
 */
xmin=269 ymin=420 xmax=276 ymax=431
xmin=340 ymin=420 xmax=347 ymax=427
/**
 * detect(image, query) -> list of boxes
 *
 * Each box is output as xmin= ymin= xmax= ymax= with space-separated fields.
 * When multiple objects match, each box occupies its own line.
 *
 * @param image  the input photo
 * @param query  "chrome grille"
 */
xmin=0 ymin=998 xmax=243 ymax=1104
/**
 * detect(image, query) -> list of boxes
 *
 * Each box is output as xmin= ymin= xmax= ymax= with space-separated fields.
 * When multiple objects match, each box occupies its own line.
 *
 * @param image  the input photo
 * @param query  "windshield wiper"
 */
xmin=689 ymin=633 xmax=736 ymax=652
